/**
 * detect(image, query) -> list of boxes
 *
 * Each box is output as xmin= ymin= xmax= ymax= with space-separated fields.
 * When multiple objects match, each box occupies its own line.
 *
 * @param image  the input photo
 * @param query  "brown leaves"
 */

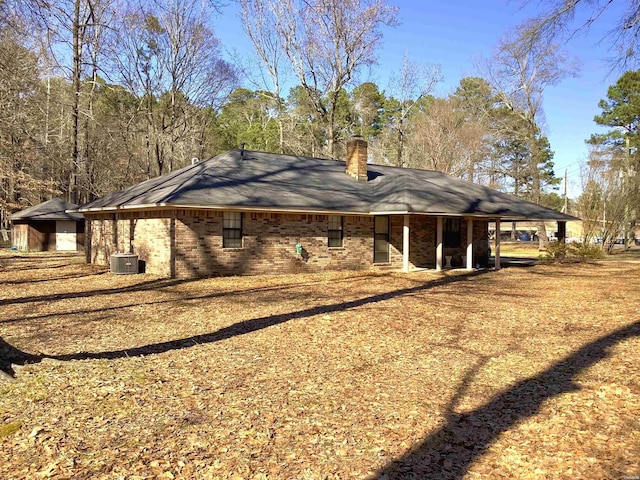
xmin=1 ymin=251 xmax=640 ymax=478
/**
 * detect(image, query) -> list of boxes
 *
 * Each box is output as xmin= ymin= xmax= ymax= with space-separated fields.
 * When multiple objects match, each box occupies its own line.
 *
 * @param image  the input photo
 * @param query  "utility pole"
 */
xmin=562 ymin=168 xmax=568 ymax=214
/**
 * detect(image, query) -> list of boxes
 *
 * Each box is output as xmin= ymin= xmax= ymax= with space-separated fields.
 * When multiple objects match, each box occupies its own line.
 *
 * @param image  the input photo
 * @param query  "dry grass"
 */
xmin=1 ymin=251 xmax=639 ymax=479
xmin=497 ymin=241 xmax=541 ymax=257
xmin=498 ymin=241 xmax=640 ymax=261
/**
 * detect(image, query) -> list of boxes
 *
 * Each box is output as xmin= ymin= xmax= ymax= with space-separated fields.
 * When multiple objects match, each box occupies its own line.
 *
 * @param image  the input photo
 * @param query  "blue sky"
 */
xmin=216 ymin=0 xmax=626 ymax=198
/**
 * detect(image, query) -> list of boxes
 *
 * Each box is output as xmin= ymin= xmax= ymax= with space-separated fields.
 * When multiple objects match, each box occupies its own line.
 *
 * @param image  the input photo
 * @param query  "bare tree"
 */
xmin=107 ymin=6 xmax=164 ymax=177
xmin=158 ymin=0 xmax=237 ymax=169
xmin=239 ymin=0 xmax=288 ymax=153
xmin=108 ymin=0 xmax=237 ymax=176
xmin=385 ymin=53 xmax=442 ymax=167
xmin=13 ymin=0 xmax=116 ymax=203
xmin=0 ymin=26 xmax=58 ymax=226
xmin=578 ymin=143 xmax=631 ymax=251
xmin=403 ymin=97 xmax=486 ymax=178
xmin=483 ymin=24 xmax=576 ymax=247
xmin=273 ymin=0 xmax=398 ymax=158
xmin=521 ymin=0 xmax=640 ymax=70
xmin=0 ymin=0 xmax=238 ymax=217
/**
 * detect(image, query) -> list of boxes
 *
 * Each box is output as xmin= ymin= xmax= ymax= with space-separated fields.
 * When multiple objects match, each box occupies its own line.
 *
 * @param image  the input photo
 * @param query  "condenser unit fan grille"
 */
xmin=110 ymin=254 xmax=138 ymax=274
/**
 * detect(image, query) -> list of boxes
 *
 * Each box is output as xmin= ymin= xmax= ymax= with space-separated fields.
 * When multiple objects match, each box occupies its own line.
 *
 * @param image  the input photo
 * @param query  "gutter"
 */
xmin=67 ymin=204 xmax=577 ymax=222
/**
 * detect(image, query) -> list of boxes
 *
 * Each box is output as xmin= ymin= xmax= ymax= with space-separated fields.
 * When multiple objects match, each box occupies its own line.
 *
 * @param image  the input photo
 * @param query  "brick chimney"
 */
xmin=346 ymin=137 xmax=368 ymax=181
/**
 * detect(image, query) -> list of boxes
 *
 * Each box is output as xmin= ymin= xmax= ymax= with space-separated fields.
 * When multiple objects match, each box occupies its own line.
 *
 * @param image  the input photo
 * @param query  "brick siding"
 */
xmin=173 ymin=211 xmax=375 ymax=278
xmin=86 ymin=212 xmax=173 ymax=276
xmin=86 ymin=209 xmax=489 ymax=278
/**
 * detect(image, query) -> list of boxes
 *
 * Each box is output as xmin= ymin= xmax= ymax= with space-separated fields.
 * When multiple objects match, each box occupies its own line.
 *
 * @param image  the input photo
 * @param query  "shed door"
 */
xmin=55 ymin=221 xmax=77 ymax=251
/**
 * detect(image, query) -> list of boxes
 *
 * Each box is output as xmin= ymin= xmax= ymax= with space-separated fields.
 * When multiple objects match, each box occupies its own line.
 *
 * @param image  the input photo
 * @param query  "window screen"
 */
xmin=328 ymin=215 xmax=343 ymax=247
xmin=374 ymin=216 xmax=389 ymax=263
xmin=223 ymin=211 xmax=242 ymax=248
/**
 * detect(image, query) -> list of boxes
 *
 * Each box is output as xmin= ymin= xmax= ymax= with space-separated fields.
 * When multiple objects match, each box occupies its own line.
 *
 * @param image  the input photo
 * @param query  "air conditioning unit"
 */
xmin=110 ymin=253 xmax=139 ymax=274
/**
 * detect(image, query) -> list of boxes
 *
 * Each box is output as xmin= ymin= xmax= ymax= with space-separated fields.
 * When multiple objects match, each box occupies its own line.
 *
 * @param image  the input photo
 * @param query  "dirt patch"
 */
xmin=1 ymin=252 xmax=639 ymax=479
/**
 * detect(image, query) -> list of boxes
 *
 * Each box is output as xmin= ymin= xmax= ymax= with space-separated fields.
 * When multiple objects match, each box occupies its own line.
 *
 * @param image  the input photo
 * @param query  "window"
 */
xmin=374 ymin=215 xmax=390 ymax=263
xmin=444 ymin=218 xmax=461 ymax=247
xmin=223 ymin=211 xmax=242 ymax=248
xmin=328 ymin=215 xmax=343 ymax=247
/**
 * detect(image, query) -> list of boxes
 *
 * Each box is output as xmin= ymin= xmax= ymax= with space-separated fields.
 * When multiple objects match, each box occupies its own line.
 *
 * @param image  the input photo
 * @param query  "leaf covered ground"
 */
xmin=0 ymin=251 xmax=639 ymax=479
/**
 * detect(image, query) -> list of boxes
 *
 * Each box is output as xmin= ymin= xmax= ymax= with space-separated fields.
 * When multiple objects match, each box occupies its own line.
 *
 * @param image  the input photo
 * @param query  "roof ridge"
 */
xmin=239 ymin=148 xmax=348 ymax=164
xmin=92 ymin=151 xmax=230 ymax=207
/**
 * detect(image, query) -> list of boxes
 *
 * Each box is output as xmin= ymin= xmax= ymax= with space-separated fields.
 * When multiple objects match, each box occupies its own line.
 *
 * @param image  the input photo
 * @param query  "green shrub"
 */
xmin=539 ymin=241 xmax=567 ymax=261
xmin=568 ymin=241 xmax=605 ymax=261
xmin=540 ymin=241 xmax=604 ymax=262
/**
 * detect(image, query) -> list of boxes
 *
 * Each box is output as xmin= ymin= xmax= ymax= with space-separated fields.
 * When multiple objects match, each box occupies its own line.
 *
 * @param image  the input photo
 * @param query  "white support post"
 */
xmin=436 ymin=217 xmax=443 ymax=272
xmin=495 ymin=218 xmax=501 ymax=270
xmin=403 ymin=214 xmax=410 ymax=273
xmin=466 ymin=218 xmax=473 ymax=270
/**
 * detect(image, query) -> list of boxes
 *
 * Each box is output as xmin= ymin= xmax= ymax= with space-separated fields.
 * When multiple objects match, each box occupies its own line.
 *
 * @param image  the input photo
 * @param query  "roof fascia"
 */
xmin=72 ymin=204 xmax=578 ymax=222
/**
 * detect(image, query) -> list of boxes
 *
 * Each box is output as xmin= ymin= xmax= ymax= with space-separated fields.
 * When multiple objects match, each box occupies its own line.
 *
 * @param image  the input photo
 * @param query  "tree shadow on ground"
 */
xmin=0 ymin=256 xmax=388 ymax=307
xmin=3 ymin=271 xmax=638 ymax=477
xmin=0 ymin=277 xmax=197 ymax=307
xmin=0 ymin=337 xmax=40 ymax=378
xmin=489 ymin=256 xmax=539 ymax=268
xmin=1 ymin=272 xmax=380 ymax=325
xmin=373 ymin=320 xmax=640 ymax=479
xmin=0 ymin=270 xmax=486 ymax=374
xmin=2 ymin=271 xmax=109 ymax=286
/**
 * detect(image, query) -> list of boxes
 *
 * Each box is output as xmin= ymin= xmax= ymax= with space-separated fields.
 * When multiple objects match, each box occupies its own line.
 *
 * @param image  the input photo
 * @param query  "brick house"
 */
xmin=72 ymin=139 xmax=575 ymax=278
xmin=11 ymin=198 xmax=85 ymax=252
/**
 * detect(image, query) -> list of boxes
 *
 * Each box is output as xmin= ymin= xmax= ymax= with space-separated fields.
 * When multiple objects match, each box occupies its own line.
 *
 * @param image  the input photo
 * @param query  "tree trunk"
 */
xmin=145 ymin=72 xmax=154 ymax=178
xmin=278 ymin=116 xmax=284 ymax=154
xmin=170 ymin=89 xmax=176 ymax=172
xmin=528 ymin=131 xmax=548 ymax=249
xmin=397 ymin=126 xmax=404 ymax=167
xmin=326 ymin=99 xmax=336 ymax=159
xmin=276 ymin=88 xmax=284 ymax=154
xmin=82 ymin=60 xmax=98 ymax=203
xmin=45 ymin=76 xmax=50 ymax=147
xmin=71 ymin=0 xmax=82 ymax=203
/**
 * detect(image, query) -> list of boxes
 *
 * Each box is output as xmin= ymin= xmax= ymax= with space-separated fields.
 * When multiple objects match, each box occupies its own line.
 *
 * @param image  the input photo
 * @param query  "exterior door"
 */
xmin=55 ymin=221 xmax=77 ymax=251
xmin=374 ymin=215 xmax=389 ymax=263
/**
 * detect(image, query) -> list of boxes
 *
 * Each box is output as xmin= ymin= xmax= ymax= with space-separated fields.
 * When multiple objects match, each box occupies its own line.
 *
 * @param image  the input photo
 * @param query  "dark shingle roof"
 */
xmin=11 ymin=198 xmax=83 ymax=221
xmin=75 ymin=150 xmax=577 ymax=221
